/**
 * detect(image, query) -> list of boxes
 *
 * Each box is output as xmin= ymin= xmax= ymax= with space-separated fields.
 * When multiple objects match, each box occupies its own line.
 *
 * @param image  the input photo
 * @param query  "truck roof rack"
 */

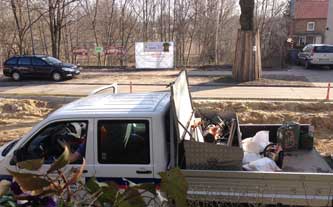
xmin=89 ymin=83 xmax=118 ymax=95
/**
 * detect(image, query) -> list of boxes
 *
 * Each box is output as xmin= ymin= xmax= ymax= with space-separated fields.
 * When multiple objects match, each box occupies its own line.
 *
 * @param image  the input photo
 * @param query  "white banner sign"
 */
xmin=135 ymin=42 xmax=174 ymax=69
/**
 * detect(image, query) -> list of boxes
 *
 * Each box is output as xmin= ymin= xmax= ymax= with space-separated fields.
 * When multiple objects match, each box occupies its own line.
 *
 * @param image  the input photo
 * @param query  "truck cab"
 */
xmin=0 ymin=91 xmax=171 ymax=185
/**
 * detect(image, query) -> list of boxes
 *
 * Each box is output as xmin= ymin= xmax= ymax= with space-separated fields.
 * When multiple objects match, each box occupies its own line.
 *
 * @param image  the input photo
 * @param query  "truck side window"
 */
xmin=98 ymin=120 xmax=150 ymax=164
xmin=14 ymin=121 xmax=88 ymax=164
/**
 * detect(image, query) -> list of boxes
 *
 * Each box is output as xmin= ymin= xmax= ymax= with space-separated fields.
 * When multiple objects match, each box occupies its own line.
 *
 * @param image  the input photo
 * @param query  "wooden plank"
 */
xmin=255 ymin=30 xmax=262 ymax=79
xmin=232 ymin=30 xmax=262 ymax=82
xmin=232 ymin=30 xmax=242 ymax=80
xmin=258 ymin=33 xmax=262 ymax=78
xmin=248 ymin=31 xmax=254 ymax=80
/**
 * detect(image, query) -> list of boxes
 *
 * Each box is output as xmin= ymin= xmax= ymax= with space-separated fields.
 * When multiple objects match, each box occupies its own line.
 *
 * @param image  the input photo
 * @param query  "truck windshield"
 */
xmin=42 ymin=57 xmax=62 ymax=65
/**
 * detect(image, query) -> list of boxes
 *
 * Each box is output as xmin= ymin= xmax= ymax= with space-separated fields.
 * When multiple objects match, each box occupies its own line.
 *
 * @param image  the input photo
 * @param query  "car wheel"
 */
xmin=305 ymin=60 xmax=312 ymax=69
xmin=52 ymin=72 xmax=62 ymax=81
xmin=12 ymin=71 xmax=21 ymax=81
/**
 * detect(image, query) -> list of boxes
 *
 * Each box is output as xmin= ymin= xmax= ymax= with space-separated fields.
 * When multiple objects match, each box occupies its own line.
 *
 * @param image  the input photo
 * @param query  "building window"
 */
xmin=307 ymin=22 xmax=315 ymax=31
xmin=306 ymin=36 xmax=315 ymax=44
xmin=298 ymin=36 xmax=306 ymax=46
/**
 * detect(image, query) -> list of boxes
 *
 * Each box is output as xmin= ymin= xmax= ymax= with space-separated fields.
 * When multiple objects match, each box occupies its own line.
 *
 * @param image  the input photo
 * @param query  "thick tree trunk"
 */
xmin=232 ymin=30 xmax=261 ymax=82
xmin=233 ymin=0 xmax=261 ymax=82
xmin=239 ymin=0 xmax=254 ymax=31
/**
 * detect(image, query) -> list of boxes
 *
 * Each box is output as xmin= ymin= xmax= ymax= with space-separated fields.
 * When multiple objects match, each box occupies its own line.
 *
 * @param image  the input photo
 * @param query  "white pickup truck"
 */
xmin=0 ymin=70 xmax=333 ymax=206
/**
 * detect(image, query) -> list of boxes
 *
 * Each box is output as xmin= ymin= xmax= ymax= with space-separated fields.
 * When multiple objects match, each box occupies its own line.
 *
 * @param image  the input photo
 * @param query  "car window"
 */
xmin=32 ymin=58 xmax=47 ymax=66
xmin=5 ymin=57 xmax=18 ymax=65
xmin=302 ymin=46 xmax=309 ymax=52
xmin=314 ymin=46 xmax=330 ymax=53
xmin=303 ymin=46 xmax=312 ymax=52
xmin=18 ymin=57 xmax=31 ymax=65
xmin=98 ymin=120 xmax=150 ymax=164
xmin=327 ymin=46 xmax=333 ymax=53
xmin=42 ymin=57 xmax=62 ymax=65
xmin=14 ymin=121 xmax=88 ymax=164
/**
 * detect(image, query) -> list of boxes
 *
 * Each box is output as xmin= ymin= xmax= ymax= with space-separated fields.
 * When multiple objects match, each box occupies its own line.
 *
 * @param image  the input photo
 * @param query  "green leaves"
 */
xmin=8 ymin=169 xmax=51 ymax=192
xmin=159 ymin=168 xmax=188 ymax=207
xmin=64 ymin=159 xmax=86 ymax=189
xmin=134 ymin=183 xmax=157 ymax=196
xmin=17 ymin=158 xmax=44 ymax=171
xmin=47 ymin=142 xmax=70 ymax=173
xmin=85 ymin=168 xmax=188 ymax=207
xmin=86 ymin=177 xmax=118 ymax=204
xmin=0 ymin=195 xmax=16 ymax=207
xmin=85 ymin=178 xmax=152 ymax=207
xmin=120 ymin=188 xmax=145 ymax=207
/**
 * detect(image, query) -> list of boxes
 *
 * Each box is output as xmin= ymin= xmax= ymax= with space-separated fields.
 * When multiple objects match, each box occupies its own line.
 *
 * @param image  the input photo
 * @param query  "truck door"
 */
xmin=8 ymin=119 xmax=95 ymax=184
xmin=93 ymin=119 xmax=155 ymax=186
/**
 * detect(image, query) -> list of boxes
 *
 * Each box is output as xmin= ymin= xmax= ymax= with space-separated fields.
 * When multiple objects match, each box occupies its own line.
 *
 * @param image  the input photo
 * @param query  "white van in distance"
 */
xmin=298 ymin=44 xmax=333 ymax=69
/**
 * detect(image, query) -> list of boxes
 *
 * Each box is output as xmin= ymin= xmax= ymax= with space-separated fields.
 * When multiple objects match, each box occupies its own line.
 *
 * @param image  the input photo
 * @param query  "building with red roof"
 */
xmin=290 ymin=0 xmax=329 ymax=47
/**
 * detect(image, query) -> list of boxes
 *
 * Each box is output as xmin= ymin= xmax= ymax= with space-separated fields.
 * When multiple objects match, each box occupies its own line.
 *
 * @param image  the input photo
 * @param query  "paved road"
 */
xmin=0 ymin=82 xmax=330 ymax=101
xmin=0 ymin=66 xmax=332 ymax=101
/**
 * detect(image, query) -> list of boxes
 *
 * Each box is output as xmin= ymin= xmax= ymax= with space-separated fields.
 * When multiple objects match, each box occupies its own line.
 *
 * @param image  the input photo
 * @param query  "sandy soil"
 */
xmin=0 ymin=98 xmax=332 ymax=156
xmin=0 ymin=98 xmax=54 ymax=145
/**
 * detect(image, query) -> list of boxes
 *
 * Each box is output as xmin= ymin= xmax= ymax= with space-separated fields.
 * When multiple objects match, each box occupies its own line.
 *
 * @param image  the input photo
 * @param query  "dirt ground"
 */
xmin=0 ymin=98 xmax=59 ymax=145
xmin=0 ymin=98 xmax=332 ymax=156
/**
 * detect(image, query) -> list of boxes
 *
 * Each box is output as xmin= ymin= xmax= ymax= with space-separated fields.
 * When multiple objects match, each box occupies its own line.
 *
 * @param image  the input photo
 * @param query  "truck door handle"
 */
xmin=83 ymin=170 xmax=88 ymax=174
xmin=136 ymin=170 xmax=152 ymax=174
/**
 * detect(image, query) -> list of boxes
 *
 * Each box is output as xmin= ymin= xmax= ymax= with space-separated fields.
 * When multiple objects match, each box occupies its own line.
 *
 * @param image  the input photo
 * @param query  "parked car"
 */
xmin=298 ymin=44 xmax=333 ymax=69
xmin=3 ymin=55 xmax=80 ymax=81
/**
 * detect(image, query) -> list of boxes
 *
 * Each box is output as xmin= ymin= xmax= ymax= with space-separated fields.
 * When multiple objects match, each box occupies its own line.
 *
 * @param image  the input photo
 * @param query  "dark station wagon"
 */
xmin=3 ymin=55 xmax=80 ymax=81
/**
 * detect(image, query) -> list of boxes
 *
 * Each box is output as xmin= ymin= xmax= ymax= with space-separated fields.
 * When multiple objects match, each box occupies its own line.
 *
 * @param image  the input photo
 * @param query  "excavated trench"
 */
xmin=0 ymin=98 xmax=332 ymax=156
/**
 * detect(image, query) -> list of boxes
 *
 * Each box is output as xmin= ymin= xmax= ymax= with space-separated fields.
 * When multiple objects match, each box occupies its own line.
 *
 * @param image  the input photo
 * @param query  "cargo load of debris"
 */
xmin=183 ymin=111 xmax=325 ymax=173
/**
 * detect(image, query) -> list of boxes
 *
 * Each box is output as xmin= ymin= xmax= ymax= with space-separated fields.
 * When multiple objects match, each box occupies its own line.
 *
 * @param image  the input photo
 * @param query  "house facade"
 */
xmin=290 ymin=0 xmax=328 ymax=48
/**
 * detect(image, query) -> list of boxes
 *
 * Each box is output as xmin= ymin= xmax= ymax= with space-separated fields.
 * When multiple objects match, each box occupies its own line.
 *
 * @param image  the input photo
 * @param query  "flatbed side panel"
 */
xmin=183 ymin=170 xmax=333 ymax=206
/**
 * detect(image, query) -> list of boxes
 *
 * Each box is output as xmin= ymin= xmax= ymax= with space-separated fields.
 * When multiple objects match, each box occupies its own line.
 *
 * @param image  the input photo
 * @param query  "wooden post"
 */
xmin=232 ymin=30 xmax=262 ymax=82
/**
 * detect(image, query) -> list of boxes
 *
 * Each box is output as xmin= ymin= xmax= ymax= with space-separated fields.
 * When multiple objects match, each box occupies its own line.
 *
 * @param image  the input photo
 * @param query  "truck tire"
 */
xmin=52 ymin=72 xmax=62 ymax=81
xmin=329 ymin=65 xmax=333 ymax=70
xmin=305 ymin=60 xmax=312 ymax=69
xmin=12 ymin=71 xmax=21 ymax=81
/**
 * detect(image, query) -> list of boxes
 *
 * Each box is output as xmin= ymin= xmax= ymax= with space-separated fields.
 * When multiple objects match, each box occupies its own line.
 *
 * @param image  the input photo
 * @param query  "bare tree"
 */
xmin=47 ymin=0 xmax=80 ymax=58
xmin=0 ymin=0 xmax=288 ymax=68
xmin=81 ymin=0 xmax=101 ymax=65
xmin=10 ymin=0 xmax=45 ymax=54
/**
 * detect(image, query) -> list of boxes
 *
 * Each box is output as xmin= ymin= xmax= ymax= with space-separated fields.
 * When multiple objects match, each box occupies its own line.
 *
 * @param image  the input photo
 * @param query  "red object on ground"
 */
xmin=326 ymin=83 xmax=331 ymax=100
